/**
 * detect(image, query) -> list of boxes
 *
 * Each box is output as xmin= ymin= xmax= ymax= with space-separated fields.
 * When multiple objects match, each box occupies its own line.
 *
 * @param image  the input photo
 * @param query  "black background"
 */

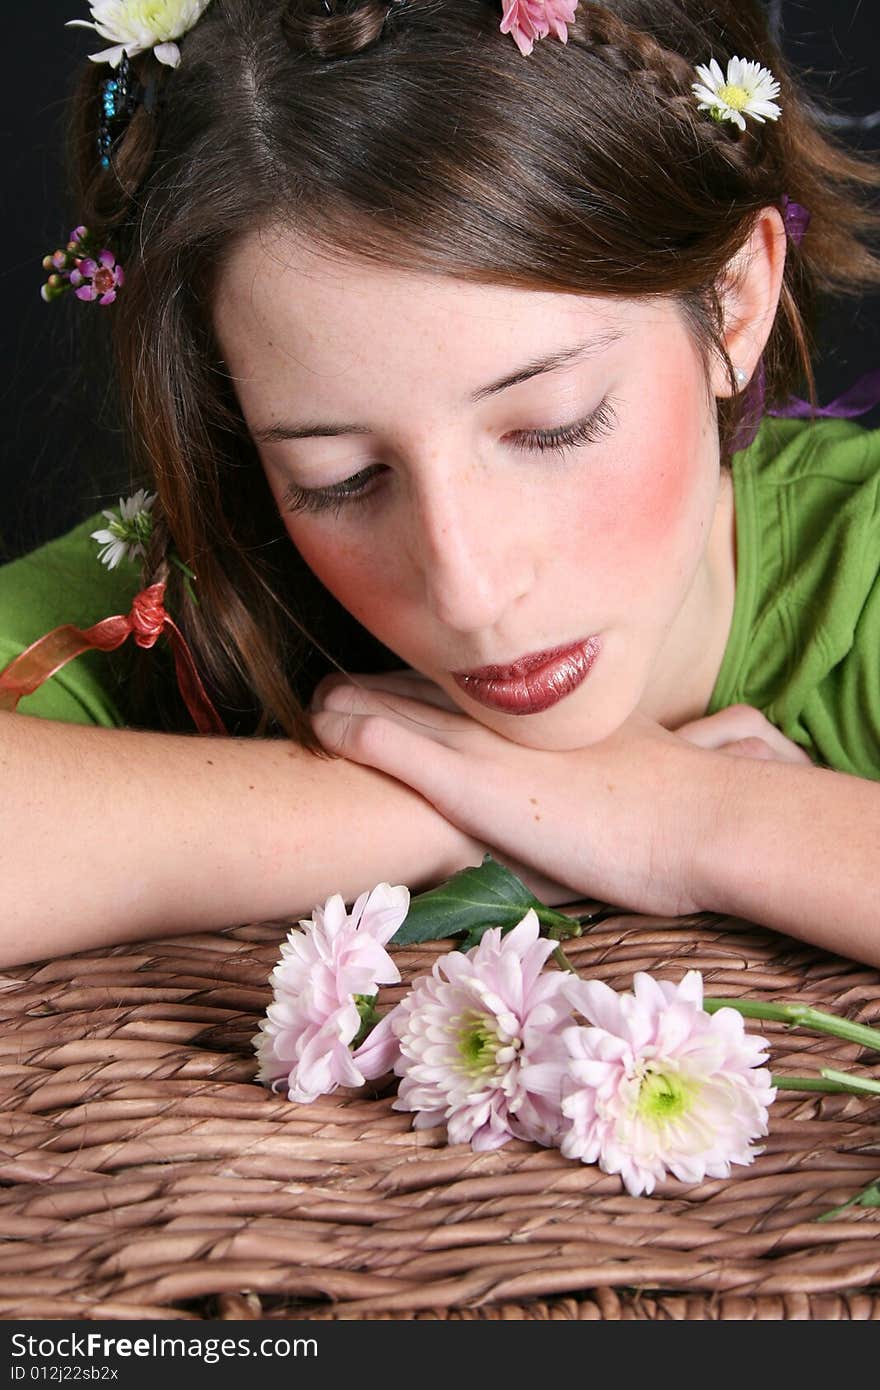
xmin=2 ymin=1 xmax=878 ymax=561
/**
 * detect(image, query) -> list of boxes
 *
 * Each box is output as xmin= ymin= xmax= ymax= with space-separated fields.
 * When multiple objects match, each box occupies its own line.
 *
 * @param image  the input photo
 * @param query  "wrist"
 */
xmin=676 ymin=745 xmax=742 ymax=916
xmin=686 ymin=750 xmax=807 ymax=918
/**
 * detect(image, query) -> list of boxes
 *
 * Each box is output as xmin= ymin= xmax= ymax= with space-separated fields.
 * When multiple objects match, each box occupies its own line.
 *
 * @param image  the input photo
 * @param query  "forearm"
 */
xmin=694 ymin=755 xmax=880 ymax=966
xmin=0 ymin=712 xmax=484 ymax=968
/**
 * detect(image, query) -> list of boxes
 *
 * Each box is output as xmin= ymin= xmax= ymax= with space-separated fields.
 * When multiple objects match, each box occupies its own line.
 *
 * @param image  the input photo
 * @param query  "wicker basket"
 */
xmin=1 ymin=906 xmax=878 ymax=1321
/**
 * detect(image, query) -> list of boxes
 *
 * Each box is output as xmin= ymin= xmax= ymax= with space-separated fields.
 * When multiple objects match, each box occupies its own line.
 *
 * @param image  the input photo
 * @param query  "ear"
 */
xmin=709 ymin=205 xmax=788 ymax=398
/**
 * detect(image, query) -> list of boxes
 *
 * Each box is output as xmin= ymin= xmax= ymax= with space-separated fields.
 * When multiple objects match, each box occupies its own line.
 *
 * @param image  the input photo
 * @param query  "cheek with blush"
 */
xmin=602 ymin=384 xmax=713 ymax=604
xmin=282 ymin=518 xmax=416 ymax=651
xmin=552 ymin=446 xmax=695 ymax=621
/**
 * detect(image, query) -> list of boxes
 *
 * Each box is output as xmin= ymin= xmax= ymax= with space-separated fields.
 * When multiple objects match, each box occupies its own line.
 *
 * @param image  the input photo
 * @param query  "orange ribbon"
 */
xmin=0 ymin=582 xmax=227 ymax=735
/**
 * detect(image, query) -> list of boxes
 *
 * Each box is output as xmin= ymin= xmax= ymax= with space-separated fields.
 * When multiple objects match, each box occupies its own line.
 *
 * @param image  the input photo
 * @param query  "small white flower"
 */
xmin=90 ymin=487 xmax=156 ymax=569
xmin=66 ymin=0 xmax=213 ymax=69
xmin=692 ymin=56 xmax=782 ymax=132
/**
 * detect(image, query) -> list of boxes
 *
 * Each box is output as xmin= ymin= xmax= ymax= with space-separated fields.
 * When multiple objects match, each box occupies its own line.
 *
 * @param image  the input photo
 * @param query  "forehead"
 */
xmin=207 ymin=227 xmax=692 ymax=419
xmin=212 ymin=227 xmax=677 ymax=375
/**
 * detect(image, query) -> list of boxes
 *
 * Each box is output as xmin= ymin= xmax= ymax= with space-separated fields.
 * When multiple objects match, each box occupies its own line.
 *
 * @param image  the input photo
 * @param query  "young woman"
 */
xmin=1 ymin=0 xmax=878 ymax=969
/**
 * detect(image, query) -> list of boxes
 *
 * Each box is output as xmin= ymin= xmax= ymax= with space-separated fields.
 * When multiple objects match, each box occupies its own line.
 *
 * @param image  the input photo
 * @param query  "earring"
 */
xmin=734 ymin=367 xmax=748 ymax=388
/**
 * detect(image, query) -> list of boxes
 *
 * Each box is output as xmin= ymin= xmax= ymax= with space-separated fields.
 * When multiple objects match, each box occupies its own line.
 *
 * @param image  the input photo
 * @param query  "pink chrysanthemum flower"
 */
xmin=499 ymin=0 xmax=580 ymax=57
xmin=253 ymin=882 xmax=409 ymax=1104
xmin=69 ymin=249 xmax=125 ymax=305
xmin=389 ymin=911 xmax=572 ymax=1151
xmin=560 ymin=971 xmax=776 ymax=1196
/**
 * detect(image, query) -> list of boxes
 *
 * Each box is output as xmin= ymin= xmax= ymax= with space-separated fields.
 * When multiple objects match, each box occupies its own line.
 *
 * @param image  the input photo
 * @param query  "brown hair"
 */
xmin=67 ymin=0 xmax=880 ymax=741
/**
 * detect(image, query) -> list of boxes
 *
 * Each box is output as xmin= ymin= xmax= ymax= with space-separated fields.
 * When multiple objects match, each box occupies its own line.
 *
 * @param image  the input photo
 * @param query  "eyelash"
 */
xmin=281 ymin=395 xmax=618 ymax=517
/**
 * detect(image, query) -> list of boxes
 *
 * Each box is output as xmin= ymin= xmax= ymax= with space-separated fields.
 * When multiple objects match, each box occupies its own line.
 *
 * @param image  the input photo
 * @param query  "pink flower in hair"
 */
xmin=41 ymin=226 xmax=124 ymax=307
xmin=69 ymin=249 xmax=125 ymax=305
xmin=253 ymin=883 xmax=409 ymax=1104
xmin=499 ymin=0 xmax=580 ymax=57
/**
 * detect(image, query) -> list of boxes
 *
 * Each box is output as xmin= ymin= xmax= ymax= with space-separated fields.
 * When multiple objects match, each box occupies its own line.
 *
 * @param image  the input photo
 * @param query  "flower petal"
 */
xmin=153 ymin=42 xmax=182 ymax=67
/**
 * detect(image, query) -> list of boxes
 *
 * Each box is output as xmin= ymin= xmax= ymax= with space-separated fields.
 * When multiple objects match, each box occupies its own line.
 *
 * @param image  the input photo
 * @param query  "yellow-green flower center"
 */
xmin=125 ymin=1 xmax=193 ymax=41
xmin=637 ymin=1068 xmax=695 ymax=1127
xmin=458 ymin=1016 xmax=500 ymax=1076
xmin=109 ymin=510 xmax=153 ymax=546
xmin=717 ymin=83 xmax=750 ymax=112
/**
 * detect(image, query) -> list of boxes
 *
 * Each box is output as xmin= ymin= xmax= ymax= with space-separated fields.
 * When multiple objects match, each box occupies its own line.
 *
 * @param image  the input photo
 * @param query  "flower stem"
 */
xmin=169 ymin=552 xmax=197 ymax=581
xmin=168 ymin=553 xmax=199 ymax=607
xmin=543 ymin=913 xmax=582 ymax=939
xmin=816 ymin=1179 xmax=880 ymax=1223
xmin=819 ymin=1067 xmax=880 ymax=1095
xmin=552 ymin=945 xmax=578 ymax=975
xmin=703 ymin=998 xmax=880 ymax=1052
xmin=772 ymin=1073 xmax=880 ymax=1095
xmin=571 ymin=905 xmax=624 ymax=929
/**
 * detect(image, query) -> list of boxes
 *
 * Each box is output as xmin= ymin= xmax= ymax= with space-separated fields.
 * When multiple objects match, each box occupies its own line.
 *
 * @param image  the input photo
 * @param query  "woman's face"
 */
xmin=214 ymin=233 xmax=733 ymax=751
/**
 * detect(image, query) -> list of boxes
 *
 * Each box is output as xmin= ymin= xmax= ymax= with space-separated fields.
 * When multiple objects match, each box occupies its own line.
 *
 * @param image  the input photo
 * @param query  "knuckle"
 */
xmin=349 ymin=713 xmax=392 ymax=759
xmin=727 ymin=702 xmax=761 ymax=730
xmin=729 ymin=736 xmax=773 ymax=759
xmin=311 ymin=672 xmax=351 ymax=710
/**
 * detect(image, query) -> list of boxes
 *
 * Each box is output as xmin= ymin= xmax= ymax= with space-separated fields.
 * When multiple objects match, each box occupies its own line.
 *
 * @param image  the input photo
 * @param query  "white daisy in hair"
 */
xmin=67 ymin=0 xmax=212 ymax=68
xmin=91 ymin=488 xmax=157 ymax=570
xmin=692 ymin=56 xmax=782 ymax=131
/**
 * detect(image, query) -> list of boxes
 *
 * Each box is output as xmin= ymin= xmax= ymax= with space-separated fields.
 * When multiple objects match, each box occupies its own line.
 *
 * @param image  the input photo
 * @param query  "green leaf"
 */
xmin=391 ymin=853 xmax=577 ymax=947
xmin=351 ymin=993 xmax=380 ymax=1050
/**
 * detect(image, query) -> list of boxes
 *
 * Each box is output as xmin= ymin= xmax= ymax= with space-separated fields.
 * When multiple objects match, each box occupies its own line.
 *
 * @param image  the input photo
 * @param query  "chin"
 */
xmin=468 ymin=698 xmax=629 ymax=752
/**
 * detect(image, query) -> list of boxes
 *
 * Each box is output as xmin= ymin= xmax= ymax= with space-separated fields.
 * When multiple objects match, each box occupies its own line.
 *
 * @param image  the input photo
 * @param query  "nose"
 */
xmin=409 ymin=470 xmax=535 ymax=633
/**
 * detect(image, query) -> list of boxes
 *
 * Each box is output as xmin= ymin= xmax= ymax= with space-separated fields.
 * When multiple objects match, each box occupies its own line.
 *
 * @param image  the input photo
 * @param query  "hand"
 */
xmin=674 ymin=703 xmax=814 ymax=766
xmin=310 ymin=670 xmax=581 ymax=907
xmin=310 ymin=672 xmax=725 ymax=918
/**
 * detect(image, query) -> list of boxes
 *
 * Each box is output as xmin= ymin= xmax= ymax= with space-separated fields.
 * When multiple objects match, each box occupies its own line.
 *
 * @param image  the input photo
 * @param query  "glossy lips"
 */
xmin=452 ymin=636 xmax=601 ymax=715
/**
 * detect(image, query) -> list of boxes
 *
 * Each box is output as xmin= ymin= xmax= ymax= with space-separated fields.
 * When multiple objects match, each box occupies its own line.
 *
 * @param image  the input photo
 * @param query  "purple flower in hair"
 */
xmin=41 ymin=225 xmax=124 ymax=307
xmin=69 ymin=249 xmax=125 ymax=305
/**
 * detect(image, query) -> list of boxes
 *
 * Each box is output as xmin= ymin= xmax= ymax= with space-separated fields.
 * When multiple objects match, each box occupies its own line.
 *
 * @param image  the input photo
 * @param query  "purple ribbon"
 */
xmin=780 ymin=193 xmax=810 ymax=247
xmin=731 ymin=196 xmax=880 ymax=453
xmin=773 ymin=367 xmax=880 ymax=420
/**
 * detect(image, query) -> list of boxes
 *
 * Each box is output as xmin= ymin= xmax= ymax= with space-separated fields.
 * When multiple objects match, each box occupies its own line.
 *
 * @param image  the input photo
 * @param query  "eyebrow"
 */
xmin=251 ymin=329 xmax=624 ymax=443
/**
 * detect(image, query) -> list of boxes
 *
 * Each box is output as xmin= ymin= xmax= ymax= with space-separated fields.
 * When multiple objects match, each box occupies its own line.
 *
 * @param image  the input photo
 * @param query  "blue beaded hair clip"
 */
xmin=97 ymin=54 xmax=160 ymax=169
xmin=39 ymin=53 xmax=159 ymax=304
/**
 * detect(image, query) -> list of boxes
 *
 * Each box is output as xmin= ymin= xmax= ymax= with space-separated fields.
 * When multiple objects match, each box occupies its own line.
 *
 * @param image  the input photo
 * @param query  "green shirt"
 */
xmin=0 ymin=512 xmax=142 ymax=727
xmin=1 ymin=416 xmax=879 ymax=777
xmin=706 ymin=417 xmax=880 ymax=778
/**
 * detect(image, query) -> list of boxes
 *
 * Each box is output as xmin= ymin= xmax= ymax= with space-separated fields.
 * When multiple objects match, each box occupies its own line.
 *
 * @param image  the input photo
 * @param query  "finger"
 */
xmin=338 ymin=670 xmax=462 ymax=711
xmin=720 ymin=736 xmax=776 ymax=761
xmin=317 ymin=681 xmax=474 ymax=737
xmin=675 ymin=705 xmax=813 ymax=765
xmin=311 ymin=670 xmax=460 ymax=714
xmin=674 ymin=705 xmax=759 ymax=748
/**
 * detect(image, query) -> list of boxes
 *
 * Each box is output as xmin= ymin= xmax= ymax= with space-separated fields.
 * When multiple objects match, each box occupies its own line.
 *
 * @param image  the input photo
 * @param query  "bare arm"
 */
xmin=0 ymin=712 xmax=497 ymax=969
xmin=694 ymin=757 xmax=880 ymax=967
xmin=308 ymin=679 xmax=880 ymax=969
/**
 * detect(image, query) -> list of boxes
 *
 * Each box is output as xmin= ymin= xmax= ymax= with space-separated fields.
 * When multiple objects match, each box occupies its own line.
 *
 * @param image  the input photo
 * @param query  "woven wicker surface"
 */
xmin=1 ymin=906 xmax=879 ymax=1321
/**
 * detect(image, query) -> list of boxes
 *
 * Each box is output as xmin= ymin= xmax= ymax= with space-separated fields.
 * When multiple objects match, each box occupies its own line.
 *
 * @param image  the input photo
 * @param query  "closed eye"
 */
xmin=281 ymin=395 xmax=618 ymax=517
xmin=509 ymin=395 xmax=618 ymax=456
